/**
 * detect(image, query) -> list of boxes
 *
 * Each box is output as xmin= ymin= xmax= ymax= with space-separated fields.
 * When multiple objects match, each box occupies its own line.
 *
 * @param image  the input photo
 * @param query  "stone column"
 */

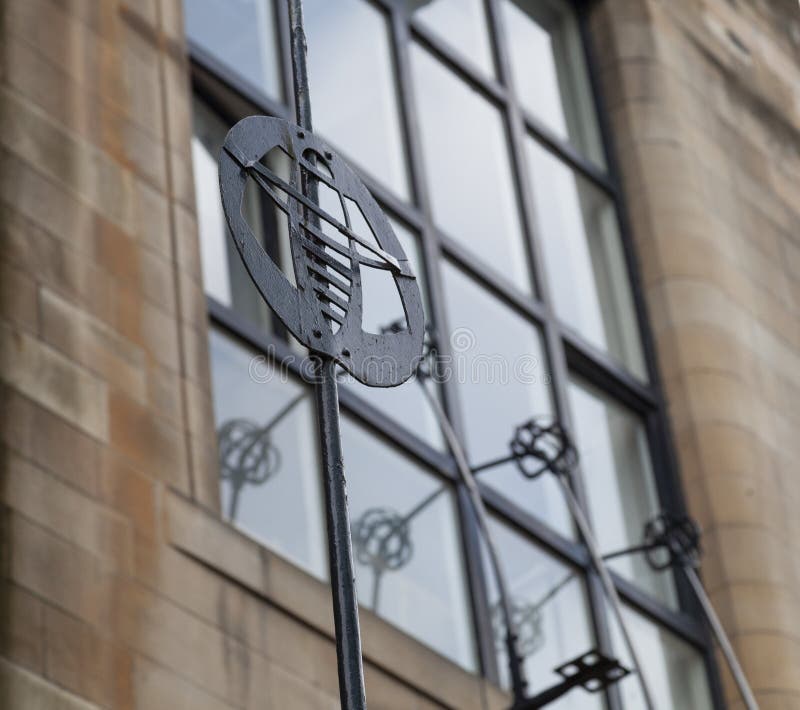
xmin=590 ymin=0 xmax=800 ymax=706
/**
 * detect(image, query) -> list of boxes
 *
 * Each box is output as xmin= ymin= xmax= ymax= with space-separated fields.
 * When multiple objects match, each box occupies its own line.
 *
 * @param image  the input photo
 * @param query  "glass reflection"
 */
xmin=527 ymin=139 xmax=646 ymax=378
xmin=411 ymin=44 xmax=531 ymax=292
xmin=485 ymin=518 xmax=602 ymax=709
xmin=342 ymin=417 xmax=476 ymax=670
xmin=185 ymin=0 xmax=281 ymax=100
xmin=568 ymin=378 xmax=678 ymax=607
xmin=209 ymin=329 xmax=327 ymax=579
xmin=192 ymin=98 xmax=294 ymax=336
xmin=304 ymin=0 xmax=409 ymax=199
xmin=501 ymin=0 xmax=603 ymax=164
xmin=610 ymin=605 xmax=714 ymax=709
xmin=442 ymin=262 xmax=571 ymax=535
xmin=406 ymin=0 xmax=495 ymax=76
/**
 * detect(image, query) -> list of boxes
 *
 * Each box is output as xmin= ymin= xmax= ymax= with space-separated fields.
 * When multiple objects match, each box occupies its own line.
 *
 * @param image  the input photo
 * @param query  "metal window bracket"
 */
xmin=512 ymin=649 xmax=630 ymax=709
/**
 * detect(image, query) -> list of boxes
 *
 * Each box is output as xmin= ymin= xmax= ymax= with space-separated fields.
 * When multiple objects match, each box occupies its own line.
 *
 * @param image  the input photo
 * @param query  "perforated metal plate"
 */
xmin=219 ymin=116 xmax=425 ymax=387
xmin=555 ymin=649 xmax=630 ymax=693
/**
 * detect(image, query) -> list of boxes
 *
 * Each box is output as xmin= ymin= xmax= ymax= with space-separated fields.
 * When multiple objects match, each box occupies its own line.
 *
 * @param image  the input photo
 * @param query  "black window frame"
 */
xmin=187 ymin=0 xmax=725 ymax=706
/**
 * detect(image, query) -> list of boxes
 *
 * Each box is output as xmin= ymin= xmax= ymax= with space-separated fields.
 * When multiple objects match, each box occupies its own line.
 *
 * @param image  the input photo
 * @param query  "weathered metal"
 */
xmin=609 ymin=513 xmax=758 ymax=710
xmin=218 ymin=115 xmax=424 ymax=386
xmin=217 ymin=1 xmax=426 ymax=707
xmin=514 ymin=649 xmax=630 ymax=709
xmin=472 ymin=417 xmax=655 ymax=708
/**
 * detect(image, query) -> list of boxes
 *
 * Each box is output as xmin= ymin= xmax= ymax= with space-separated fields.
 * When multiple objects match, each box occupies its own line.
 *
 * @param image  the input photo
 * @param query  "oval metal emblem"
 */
xmin=219 ymin=116 xmax=425 ymax=387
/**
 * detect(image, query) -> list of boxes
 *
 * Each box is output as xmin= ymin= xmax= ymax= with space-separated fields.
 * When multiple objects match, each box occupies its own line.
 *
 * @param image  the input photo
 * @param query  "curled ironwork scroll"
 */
xmin=219 ymin=117 xmax=424 ymax=387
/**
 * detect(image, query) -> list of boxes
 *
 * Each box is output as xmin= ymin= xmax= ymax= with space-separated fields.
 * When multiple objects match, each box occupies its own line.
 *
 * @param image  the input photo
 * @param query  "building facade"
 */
xmin=1 ymin=0 xmax=799 ymax=709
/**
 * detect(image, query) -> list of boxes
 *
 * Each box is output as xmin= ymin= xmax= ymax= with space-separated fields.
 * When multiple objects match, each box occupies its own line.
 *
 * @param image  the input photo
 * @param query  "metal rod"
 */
xmin=314 ymin=356 xmax=368 ymax=710
xmin=418 ymin=379 xmax=529 ymax=702
xmin=601 ymin=542 xmax=659 ymax=562
xmin=371 ymin=570 xmax=384 ymax=614
xmin=554 ymin=477 xmax=655 ymax=710
xmin=289 ymin=0 xmax=312 ymax=130
xmin=683 ymin=566 xmax=759 ymax=710
xmin=289 ymin=2 xmax=367 ymax=708
xmin=471 ymin=452 xmax=518 ymax=475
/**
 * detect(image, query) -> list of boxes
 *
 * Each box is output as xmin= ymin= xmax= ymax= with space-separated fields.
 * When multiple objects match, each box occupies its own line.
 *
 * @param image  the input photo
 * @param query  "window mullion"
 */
xmin=485 ymin=2 xmax=626 ymax=707
xmin=388 ymin=2 xmax=505 ymax=684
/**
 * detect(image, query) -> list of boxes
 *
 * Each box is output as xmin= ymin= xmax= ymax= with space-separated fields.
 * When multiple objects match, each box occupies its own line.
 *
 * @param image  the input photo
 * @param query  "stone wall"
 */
xmin=590 ymin=0 xmax=800 ymax=707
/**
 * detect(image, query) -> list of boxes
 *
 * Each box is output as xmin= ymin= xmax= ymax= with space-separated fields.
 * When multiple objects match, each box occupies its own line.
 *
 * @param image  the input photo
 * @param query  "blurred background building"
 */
xmin=1 ymin=0 xmax=799 ymax=708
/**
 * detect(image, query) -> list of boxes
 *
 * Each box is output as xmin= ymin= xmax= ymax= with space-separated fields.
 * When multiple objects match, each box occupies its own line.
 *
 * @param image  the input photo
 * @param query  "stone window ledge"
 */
xmin=165 ymin=490 xmax=510 ymax=710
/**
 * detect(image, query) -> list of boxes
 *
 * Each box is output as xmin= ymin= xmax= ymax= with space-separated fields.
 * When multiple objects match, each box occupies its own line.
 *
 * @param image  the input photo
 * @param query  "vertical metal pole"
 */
xmin=288 ymin=2 xmax=367 ymax=709
xmin=683 ymin=567 xmax=759 ymax=710
xmin=314 ymin=357 xmax=368 ymax=710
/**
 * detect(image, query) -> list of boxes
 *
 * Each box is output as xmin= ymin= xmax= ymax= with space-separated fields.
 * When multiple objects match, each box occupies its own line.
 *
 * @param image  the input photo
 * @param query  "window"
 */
xmin=343 ymin=417 xmax=475 ymax=668
xmin=501 ymin=0 xmax=603 ymax=165
xmin=526 ymin=139 xmax=645 ymax=376
xmin=485 ymin=517 xmax=600 ymax=709
xmin=304 ymin=0 xmax=410 ymax=198
xmin=186 ymin=0 xmax=721 ymax=705
xmin=411 ymin=44 xmax=531 ymax=292
xmin=209 ymin=329 xmax=327 ymax=578
xmin=185 ymin=0 xmax=282 ymax=100
xmin=610 ymin=605 xmax=714 ymax=709
xmin=568 ymin=377 xmax=677 ymax=607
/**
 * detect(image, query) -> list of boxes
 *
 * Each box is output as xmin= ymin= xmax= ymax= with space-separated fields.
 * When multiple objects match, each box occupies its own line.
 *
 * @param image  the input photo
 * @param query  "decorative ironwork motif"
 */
xmin=643 ymin=512 xmax=702 ymax=571
xmin=491 ymin=571 xmax=576 ymax=660
xmin=216 ymin=391 xmax=306 ymax=521
xmin=351 ymin=507 xmax=413 ymax=612
xmin=472 ymin=417 xmax=656 ymax=708
xmin=352 ymin=507 xmax=413 ymax=574
xmin=513 ymin=649 xmax=630 ymax=709
xmin=509 ymin=419 xmax=578 ymax=479
xmin=218 ymin=418 xmax=282 ymax=520
xmin=219 ymin=117 xmax=424 ymax=387
xmin=603 ymin=511 xmax=757 ymax=709
xmin=492 ymin=599 xmax=545 ymax=658
xmin=553 ymin=650 xmax=630 ymax=693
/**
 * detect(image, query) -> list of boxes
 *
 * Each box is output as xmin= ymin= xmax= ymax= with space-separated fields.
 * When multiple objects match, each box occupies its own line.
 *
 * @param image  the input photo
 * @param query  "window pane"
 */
xmin=610 ymin=606 xmax=714 ymax=710
xmin=305 ymin=0 xmax=409 ymax=199
xmin=411 ymin=45 xmax=532 ymax=293
xmin=568 ymin=378 xmax=677 ymax=607
xmin=192 ymin=98 xmax=293 ymax=336
xmin=185 ymin=0 xmax=281 ymax=100
xmin=442 ymin=263 xmax=571 ymax=535
xmin=209 ymin=328 xmax=327 ymax=579
xmin=344 ymin=221 xmax=443 ymax=449
xmin=407 ymin=0 xmax=494 ymax=77
xmin=486 ymin=518 xmax=601 ymax=708
xmin=501 ymin=0 xmax=603 ymax=164
xmin=527 ymin=139 xmax=646 ymax=379
xmin=343 ymin=418 xmax=476 ymax=670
